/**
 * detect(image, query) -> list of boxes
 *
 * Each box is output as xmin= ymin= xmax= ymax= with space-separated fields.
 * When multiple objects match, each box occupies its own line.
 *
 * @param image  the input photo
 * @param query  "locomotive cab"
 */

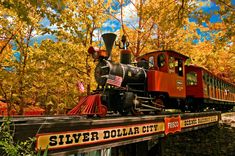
xmin=137 ymin=50 xmax=189 ymax=109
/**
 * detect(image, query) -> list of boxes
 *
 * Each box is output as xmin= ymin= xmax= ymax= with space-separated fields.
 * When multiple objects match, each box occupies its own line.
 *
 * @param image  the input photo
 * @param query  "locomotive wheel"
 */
xmin=97 ymin=105 xmax=108 ymax=117
xmin=153 ymin=98 xmax=164 ymax=114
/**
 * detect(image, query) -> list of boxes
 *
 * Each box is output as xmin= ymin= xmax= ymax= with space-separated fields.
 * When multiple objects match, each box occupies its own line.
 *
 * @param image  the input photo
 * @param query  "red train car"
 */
xmin=185 ymin=65 xmax=235 ymax=111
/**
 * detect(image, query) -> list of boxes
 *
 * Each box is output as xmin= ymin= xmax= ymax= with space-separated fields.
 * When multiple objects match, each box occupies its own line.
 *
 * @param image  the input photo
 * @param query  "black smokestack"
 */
xmin=102 ymin=33 xmax=117 ymax=60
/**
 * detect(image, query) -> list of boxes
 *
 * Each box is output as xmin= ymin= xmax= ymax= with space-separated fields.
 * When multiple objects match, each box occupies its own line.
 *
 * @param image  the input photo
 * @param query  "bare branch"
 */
xmin=217 ymin=0 xmax=235 ymax=9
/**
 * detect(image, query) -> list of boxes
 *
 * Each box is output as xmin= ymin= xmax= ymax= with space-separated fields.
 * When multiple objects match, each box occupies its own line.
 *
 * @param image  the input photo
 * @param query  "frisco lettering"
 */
xmin=168 ymin=121 xmax=179 ymax=128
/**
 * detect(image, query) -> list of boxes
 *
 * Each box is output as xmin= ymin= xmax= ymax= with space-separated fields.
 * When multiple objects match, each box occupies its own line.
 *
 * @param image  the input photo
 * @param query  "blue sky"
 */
xmin=102 ymin=0 xmax=223 ymax=32
xmin=34 ymin=0 xmax=235 ymax=43
xmin=6 ymin=0 xmax=234 ymax=67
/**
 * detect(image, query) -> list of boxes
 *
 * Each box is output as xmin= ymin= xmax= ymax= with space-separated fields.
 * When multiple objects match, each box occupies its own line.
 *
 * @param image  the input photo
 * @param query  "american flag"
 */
xmin=106 ymin=75 xmax=123 ymax=87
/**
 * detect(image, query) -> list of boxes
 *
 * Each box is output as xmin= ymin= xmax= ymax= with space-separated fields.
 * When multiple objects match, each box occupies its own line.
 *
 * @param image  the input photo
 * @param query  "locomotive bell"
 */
xmin=102 ymin=33 xmax=117 ymax=60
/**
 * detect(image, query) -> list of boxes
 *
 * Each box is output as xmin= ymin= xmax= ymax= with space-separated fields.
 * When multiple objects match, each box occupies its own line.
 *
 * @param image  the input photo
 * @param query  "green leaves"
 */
xmin=0 ymin=118 xmax=47 ymax=155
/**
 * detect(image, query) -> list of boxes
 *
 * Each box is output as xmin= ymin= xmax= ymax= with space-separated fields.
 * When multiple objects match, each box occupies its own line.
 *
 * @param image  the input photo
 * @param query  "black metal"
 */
xmin=94 ymin=60 xmax=146 ymax=87
xmin=102 ymin=33 xmax=117 ymax=60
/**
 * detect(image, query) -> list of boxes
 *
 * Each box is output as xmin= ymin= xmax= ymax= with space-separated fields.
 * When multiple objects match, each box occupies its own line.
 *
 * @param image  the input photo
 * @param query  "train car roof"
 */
xmin=138 ymin=50 xmax=189 ymax=60
xmin=186 ymin=65 xmax=235 ymax=87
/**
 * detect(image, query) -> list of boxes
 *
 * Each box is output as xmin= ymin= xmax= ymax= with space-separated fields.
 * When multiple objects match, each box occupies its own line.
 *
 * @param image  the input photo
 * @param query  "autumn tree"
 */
xmin=0 ymin=1 xmax=49 ymax=114
xmin=0 ymin=0 xmax=112 ymax=114
xmin=26 ymin=40 xmax=95 ymax=114
xmin=107 ymin=0 xmax=199 ymax=58
xmin=45 ymin=0 xmax=112 ymax=94
xmin=0 ymin=0 xmax=234 ymax=116
xmin=183 ymin=1 xmax=235 ymax=82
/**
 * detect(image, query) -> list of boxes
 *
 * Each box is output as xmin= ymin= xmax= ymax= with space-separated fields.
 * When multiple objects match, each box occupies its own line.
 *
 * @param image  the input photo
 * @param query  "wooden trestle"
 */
xmin=1 ymin=112 xmax=221 ymax=155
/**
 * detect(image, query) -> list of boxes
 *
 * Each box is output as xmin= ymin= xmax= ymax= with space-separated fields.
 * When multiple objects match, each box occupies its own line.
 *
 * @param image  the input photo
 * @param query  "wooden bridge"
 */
xmin=1 ymin=111 xmax=220 ymax=156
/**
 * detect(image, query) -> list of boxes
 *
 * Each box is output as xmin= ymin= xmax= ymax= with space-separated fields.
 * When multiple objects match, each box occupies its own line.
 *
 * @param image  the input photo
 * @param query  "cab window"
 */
xmin=157 ymin=54 xmax=166 ymax=68
xmin=168 ymin=56 xmax=175 ymax=73
xmin=149 ymin=56 xmax=154 ymax=68
xmin=186 ymin=72 xmax=197 ymax=85
xmin=175 ymin=59 xmax=183 ymax=76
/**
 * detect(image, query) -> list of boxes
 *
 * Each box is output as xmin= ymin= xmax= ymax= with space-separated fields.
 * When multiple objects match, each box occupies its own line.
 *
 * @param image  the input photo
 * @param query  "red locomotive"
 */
xmin=68 ymin=33 xmax=235 ymax=117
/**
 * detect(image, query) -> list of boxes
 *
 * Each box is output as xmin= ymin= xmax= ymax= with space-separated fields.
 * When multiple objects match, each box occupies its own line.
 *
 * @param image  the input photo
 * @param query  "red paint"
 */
xmin=67 ymin=94 xmax=107 ymax=117
xmin=185 ymin=66 xmax=204 ymax=98
xmin=164 ymin=115 xmax=181 ymax=135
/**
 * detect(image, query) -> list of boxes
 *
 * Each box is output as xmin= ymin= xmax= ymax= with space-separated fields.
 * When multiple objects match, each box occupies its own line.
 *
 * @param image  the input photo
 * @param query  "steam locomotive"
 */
xmin=68 ymin=33 xmax=235 ymax=117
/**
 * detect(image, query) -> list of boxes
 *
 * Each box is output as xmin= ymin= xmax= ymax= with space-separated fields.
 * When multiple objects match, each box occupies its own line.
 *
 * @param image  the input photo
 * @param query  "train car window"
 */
xmin=149 ymin=56 xmax=154 ymax=68
xmin=203 ymin=73 xmax=206 ymax=83
xmin=186 ymin=72 xmax=197 ymax=85
xmin=157 ymin=54 xmax=166 ymax=68
xmin=212 ymin=77 xmax=215 ymax=86
xmin=207 ymin=76 xmax=210 ymax=85
xmin=217 ymin=79 xmax=220 ymax=88
xmin=203 ymin=73 xmax=209 ymax=85
xmin=212 ymin=77 xmax=215 ymax=87
xmin=210 ymin=76 xmax=213 ymax=86
xmin=168 ymin=56 xmax=175 ymax=73
xmin=207 ymin=74 xmax=209 ymax=84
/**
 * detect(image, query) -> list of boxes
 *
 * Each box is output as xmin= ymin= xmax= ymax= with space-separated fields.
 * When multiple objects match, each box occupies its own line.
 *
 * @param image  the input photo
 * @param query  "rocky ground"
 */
xmin=161 ymin=112 xmax=235 ymax=156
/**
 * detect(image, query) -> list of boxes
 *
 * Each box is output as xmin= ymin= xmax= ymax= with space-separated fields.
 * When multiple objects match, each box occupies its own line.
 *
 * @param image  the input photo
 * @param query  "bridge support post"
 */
xmin=136 ymin=141 xmax=148 ymax=156
xmin=148 ymin=137 xmax=167 ymax=156
xmin=111 ymin=141 xmax=148 ymax=156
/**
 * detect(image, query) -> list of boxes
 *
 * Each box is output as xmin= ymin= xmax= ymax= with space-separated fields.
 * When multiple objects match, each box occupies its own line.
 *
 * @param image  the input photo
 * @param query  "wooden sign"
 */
xmin=36 ymin=122 xmax=165 ymax=150
xmin=181 ymin=115 xmax=218 ymax=128
xmin=35 ymin=114 xmax=219 ymax=151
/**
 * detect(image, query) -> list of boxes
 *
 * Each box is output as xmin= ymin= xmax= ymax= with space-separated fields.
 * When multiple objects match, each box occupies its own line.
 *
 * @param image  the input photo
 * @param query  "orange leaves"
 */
xmin=208 ymin=22 xmax=226 ymax=31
